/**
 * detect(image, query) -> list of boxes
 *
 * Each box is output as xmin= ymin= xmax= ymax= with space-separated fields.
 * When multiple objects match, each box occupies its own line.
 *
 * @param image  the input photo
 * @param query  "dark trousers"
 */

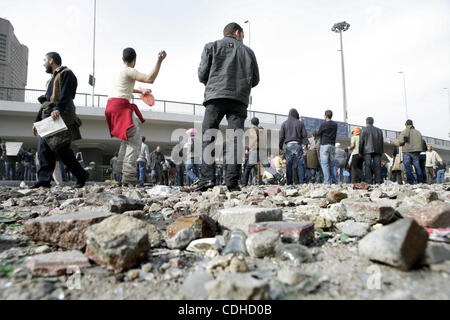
xmin=363 ymin=153 xmax=382 ymax=184
xmin=200 ymin=99 xmax=247 ymax=187
xmin=176 ymin=164 xmax=184 ymax=186
xmin=351 ymin=154 xmax=363 ymax=183
xmin=37 ymin=137 xmax=86 ymax=184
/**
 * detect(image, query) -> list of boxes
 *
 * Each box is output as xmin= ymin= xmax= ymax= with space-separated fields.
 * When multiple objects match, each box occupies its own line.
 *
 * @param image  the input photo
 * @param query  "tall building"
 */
xmin=0 ymin=18 xmax=28 ymax=101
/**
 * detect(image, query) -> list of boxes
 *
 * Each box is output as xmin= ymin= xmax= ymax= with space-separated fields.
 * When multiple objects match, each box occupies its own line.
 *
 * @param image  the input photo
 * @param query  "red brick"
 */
xmin=402 ymin=201 xmax=450 ymax=228
xmin=166 ymin=215 xmax=217 ymax=239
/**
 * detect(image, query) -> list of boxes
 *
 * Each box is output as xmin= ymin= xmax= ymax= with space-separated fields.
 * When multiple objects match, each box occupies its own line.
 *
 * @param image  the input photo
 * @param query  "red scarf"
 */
xmin=105 ymin=98 xmax=146 ymax=141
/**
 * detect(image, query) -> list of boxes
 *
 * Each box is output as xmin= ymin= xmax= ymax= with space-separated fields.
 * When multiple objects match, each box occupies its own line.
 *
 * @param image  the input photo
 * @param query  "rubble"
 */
xmin=1 ymin=182 xmax=449 ymax=300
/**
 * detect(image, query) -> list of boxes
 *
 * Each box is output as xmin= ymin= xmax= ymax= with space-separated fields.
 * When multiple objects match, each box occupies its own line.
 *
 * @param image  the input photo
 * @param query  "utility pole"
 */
xmin=398 ymin=71 xmax=408 ymax=120
xmin=91 ymin=0 xmax=96 ymax=107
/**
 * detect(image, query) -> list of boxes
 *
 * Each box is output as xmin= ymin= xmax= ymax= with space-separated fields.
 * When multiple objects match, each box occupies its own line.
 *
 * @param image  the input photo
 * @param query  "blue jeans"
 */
xmin=113 ymin=173 xmax=121 ymax=182
xmin=24 ymin=162 xmax=32 ymax=181
xmin=186 ymin=158 xmax=199 ymax=185
xmin=403 ymin=152 xmax=423 ymax=184
xmin=5 ymin=162 xmax=15 ymax=180
xmin=320 ymin=145 xmax=337 ymax=184
xmin=136 ymin=161 xmax=147 ymax=182
xmin=151 ymin=165 xmax=162 ymax=185
xmin=285 ymin=143 xmax=305 ymax=185
xmin=363 ymin=153 xmax=382 ymax=184
xmin=176 ymin=164 xmax=184 ymax=186
xmin=436 ymin=169 xmax=445 ymax=184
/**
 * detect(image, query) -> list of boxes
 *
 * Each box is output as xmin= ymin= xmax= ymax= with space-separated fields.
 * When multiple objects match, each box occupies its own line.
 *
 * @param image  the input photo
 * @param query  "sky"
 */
xmin=2 ymin=0 xmax=450 ymax=140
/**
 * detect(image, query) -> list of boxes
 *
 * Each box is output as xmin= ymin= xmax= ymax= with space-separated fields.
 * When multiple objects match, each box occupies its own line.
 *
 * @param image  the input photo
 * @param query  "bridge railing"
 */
xmin=1 ymin=86 xmax=449 ymax=149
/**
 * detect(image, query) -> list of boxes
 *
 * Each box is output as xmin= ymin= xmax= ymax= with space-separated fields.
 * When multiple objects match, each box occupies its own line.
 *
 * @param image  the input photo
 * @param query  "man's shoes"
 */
xmin=278 ymin=176 xmax=286 ymax=186
xmin=75 ymin=171 xmax=89 ymax=188
xmin=31 ymin=181 xmax=51 ymax=189
xmin=194 ymin=180 xmax=215 ymax=192
xmin=227 ymin=185 xmax=241 ymax=192
xmin=191 ymin=178 xmax=200 ymax=188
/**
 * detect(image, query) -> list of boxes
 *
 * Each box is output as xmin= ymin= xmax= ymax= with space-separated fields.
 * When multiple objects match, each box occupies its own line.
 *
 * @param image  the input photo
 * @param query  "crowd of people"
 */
xmin=2 ymin=22 xmax=447 ymax=190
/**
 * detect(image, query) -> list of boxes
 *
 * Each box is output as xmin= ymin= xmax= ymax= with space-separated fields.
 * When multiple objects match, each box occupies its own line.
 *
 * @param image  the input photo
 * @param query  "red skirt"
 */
xmin=105 ymin=98 xmax=145 ymax=141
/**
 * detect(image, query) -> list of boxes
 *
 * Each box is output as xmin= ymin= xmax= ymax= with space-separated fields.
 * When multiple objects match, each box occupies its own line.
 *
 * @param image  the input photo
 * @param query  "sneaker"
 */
xmin=278 ymin=176 xmax=286 ymax=186
xmin=190 ymin=178 xmax=200 ymax=187
xmin=194 ymin=180 xmax=215 ymax=192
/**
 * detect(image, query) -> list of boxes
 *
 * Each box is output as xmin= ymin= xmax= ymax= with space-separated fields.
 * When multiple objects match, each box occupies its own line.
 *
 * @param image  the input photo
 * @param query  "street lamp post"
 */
xmin=91 ymin=0 xmax=97 ymax=107
xmin=398 ymin=71 xmax=408 ymax=120
xmin=331 ymin=21 xmax=350 ymax=124
xmin=444 ymin=87 xmax=450 ymax=138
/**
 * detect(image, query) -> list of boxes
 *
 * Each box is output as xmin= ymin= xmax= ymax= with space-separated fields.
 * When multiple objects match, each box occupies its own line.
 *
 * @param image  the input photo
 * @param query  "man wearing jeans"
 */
xmin=279 ymin=109 xmax=308 ymax=185
xmin=398 ymin=120 xmax=424 ymax=184
xmin=149 ymin=146 xmax=164 ymax=185
xmin=136 ymin=136 xmax=150 ymax=186
xmin=195 ymin=22 xmax=259 ymax=192
xmin=359 ymin=117 xmax=384 ymax=185
xmin=317 ymin=110 xmax=338 ymax=184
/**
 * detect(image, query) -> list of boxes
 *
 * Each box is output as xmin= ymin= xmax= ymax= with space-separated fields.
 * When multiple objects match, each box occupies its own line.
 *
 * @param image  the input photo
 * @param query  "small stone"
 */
xmin=205 ymin=272 xmax=270 ymax=300
xmin=336 ymin=220 xmax=370 ymax=238
xmin=85 ymin=193 xmax=144 ymax=213
xmin=166 ymin=228 xmax=195 ymax=250
xmin=286 ymin=189 xmax=299 ymax=197
xmin=123 ymin=210 xmax=146 ymax=219
xmin=310 ymin=189 xmax=328 ymax=198
xmin=358 ymin=218 xmax=429 ymax=270
xmin=85 ymin=215 xmax=160 ymax=271
xmin=277 ymin=267 xmax=308 ymax=285
xmin=326 ymin=191 xmax=348 ymax=204
xmin=181 ymin=270 xmax=214 ymax=300
xmin=59 ymin=198 xmax=84 ymax=210
xmin=34 ymin=245 xmax=51 ymax=254
xmin=186 ymin=238 xmax=221 ymax=253
xmin=246 ymin=230 xmax=280 ymax=258
xmin=141 ymin=263 xmax=153 ymax=273
xmin=229 ymin=256 xmax=248 ymax=273
xmin=421 ymin=242 xmax=450 ymax=265
xmin=27 ymin=250 xmax=91 ymax=276
xmin=266 ymin=187 xmax=282 ymax=197
xmin=127 ymin=269 xmax=140 ymax=280
xmin=275 ymin=243 xmax=314 ymax=265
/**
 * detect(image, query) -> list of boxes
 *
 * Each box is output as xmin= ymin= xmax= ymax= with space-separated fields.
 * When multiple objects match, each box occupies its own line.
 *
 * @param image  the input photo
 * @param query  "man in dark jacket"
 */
xmin=359 ymin=117 xmax=384 ymax=184
xmin=32 ymin=52 xmax=88 ymax=188
xmin=196 ymin=22 xmax=259 ymax=192
xmin=317 ymin=110 xmax=338 ymax=184
xmin=279 ymin=108 xmax=308 ymax=185
xmin=150 ymin=146 xmax=165 ymax=185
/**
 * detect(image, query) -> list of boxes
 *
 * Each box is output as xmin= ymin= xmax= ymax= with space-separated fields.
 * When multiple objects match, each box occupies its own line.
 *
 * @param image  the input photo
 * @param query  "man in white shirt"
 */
xmin=136 ymin=136 xmax=151 ymax=187
xmin=425 ymin=145 xmax=441 ymax=184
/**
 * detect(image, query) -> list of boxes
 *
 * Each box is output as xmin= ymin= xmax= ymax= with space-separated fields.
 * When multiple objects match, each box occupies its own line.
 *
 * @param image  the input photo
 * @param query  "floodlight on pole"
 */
xmin=398 ymin=71 xmax=408 ymax=120
xmin=331 ymin=21 xmax=350 ymax=124
xmin=91 ymin=0 xmax=97 ymax=107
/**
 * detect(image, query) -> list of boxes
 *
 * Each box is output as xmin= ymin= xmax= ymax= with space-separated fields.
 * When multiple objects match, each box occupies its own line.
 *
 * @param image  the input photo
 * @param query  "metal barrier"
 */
xmin=1 ymin=86 xmax=449 ymax=148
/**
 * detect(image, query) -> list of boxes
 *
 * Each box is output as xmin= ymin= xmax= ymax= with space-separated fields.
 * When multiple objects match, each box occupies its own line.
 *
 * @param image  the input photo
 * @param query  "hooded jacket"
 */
xmin=279 ymin=109 xmax=308 ymax=150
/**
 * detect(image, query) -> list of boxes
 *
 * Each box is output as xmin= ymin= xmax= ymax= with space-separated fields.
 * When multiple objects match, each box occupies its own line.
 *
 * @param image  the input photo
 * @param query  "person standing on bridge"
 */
xmin=195 ymin=22 xmax=260 ymax=192
xmin=105 ymin=47 xmax=166 ymax=185
xmin=32 ymin=52 xmax=88 ymax=188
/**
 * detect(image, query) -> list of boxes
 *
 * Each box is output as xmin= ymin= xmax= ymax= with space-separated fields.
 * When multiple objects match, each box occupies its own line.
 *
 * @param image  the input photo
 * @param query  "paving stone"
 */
xmin=217 ymin=206 xmax=282 ymax=235
xmin=85 ymin=193 xmax=144 ymax=213
xmin=166 ymin=215 xmax=217 ymax=239
xmin=248 ymin=221 xmax=314 ymax=244
xmin=358 ymin=218 xmax=429 ymax=270
xmin=343 ymin=201 xmax=397 ymax=225
xmin=402 ymin=201 xmax=450 ymax=228
xmin=27 ymin=250 xmax=91 ymax=276
xmin=326 ymin=191 xmax=348 ymax=204
xmin=23 ymin=211 xmax=114 ymax=249
xmin=336 ymin=220 xmax=370 ymax=238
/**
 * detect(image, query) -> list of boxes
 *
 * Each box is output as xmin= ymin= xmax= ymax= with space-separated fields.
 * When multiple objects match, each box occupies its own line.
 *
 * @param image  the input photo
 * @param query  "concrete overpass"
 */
xmin=1 ymin=87 xmax=449 ymax=166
